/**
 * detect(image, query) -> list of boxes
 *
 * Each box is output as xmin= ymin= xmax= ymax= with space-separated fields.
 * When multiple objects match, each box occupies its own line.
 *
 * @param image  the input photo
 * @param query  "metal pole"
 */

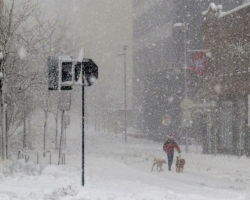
xmin=123 ymin=45 xmax=127 ymax=142
xmin=49 ymin=151 xmax=51 ymax=164
xmin=184 ymin=25 xmax=188 ymax=154
xmin=37 ymin=151 xmax=39 ymax=164
xmin=239 ymin=130 xmax=242 ymax=156
xmin=64 ymin=126 xmax=66 ymax=149
xmin=58 ymin=110 xmax=64 ymax=165
xmin=82 ymin=85 xmax=84 ymax=185
xmin=207 ymin=112 xmax=211 ymax=154
xmin=184 ymin=26 xmax=187 ymax=97
xmin=184 ymin=128 xmax=188 ymax=154
xmin=55 ymin=103 xmax=59 ymax=149
xmin=94 ymin=107 xmax=96 ymax=131
xmin=215 ymin=123 xmax=217 ymax=155
xmin=43 ymin=116 xmax=45 ymax=151
xmin=5 ymin=110 xmax=8 ymax=159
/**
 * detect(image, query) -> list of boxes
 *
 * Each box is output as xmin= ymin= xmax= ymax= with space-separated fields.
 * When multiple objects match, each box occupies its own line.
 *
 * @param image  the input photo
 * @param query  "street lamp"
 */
xmin=118 ymin=45 xmax=128 ymax=142
xmin=174 ymin=22 xmax=188 ymax=97
xmin=174 ymin=22 xmax=189 ymax=153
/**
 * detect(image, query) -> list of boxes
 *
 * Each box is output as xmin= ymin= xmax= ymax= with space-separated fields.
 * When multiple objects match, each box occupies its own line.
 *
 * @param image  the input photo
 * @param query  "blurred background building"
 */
xmin=132 ymin=0 xmax=178 ymax=139
xmin=202 ymin=2 xmax=250 ymax=155
xmin=132 ymin=0 xmax=244 ymax=142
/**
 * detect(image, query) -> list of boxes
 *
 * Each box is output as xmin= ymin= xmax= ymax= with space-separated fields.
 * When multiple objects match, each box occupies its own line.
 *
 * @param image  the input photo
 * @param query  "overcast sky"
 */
xmin=38 ymin=0 xmax=133 ymax=109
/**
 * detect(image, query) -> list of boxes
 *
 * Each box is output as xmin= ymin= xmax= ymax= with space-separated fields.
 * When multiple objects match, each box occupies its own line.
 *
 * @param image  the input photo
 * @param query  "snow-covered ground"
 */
xmin=0 ymin=128 xmax=250 ymax=200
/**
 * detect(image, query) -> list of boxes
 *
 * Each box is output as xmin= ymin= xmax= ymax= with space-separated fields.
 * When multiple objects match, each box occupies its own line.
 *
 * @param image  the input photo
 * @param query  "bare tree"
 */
xmin=0 ymin=0 xmax=42 ymax=159
xmin=0 ymin=0 xmax=83 ymax=158
xmin=28 ymin=11 xmax=81 ymax=151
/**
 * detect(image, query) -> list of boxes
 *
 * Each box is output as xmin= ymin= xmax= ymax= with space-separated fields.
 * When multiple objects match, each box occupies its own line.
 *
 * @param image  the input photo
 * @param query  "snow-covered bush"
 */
xmin=1 ymin=159 xmax=43 ymax=177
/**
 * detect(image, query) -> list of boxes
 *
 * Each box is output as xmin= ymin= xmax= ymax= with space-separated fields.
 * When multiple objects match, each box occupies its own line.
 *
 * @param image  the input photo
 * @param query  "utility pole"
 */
xmin=82 ymin=85 xmax=84 ymax=185
xmin=184 ymin=25 xmax=187 ymax=98
xmin=174 ymin=22 xmax=188 ymax=153
xmin=118 ymin=45 xmax=128 ymax=142
xmin=123 ymin=45 xmax=127 ymax=142
xmin=183 ymin=24 xmax=188 ymax=154
xmin=58 ymin=110 xmax=65 ymax=165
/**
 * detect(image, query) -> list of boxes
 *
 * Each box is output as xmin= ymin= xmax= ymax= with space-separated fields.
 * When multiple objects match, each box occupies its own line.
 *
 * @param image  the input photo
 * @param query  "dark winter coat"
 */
xmin=163 ymin=139 xmax=181 ymax=154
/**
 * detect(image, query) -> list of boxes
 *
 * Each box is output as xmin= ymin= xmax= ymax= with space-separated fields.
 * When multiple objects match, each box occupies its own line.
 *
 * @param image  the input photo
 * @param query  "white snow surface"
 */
xmin=0 ymin=129 xmax=250 ymax=200
xmin=76 ymin=48 xmax=84 ymax=63
xmin=219 ymin=2 xmax=250 ymax=18
xmin=202 ymin=2 xmax=250 ymax=18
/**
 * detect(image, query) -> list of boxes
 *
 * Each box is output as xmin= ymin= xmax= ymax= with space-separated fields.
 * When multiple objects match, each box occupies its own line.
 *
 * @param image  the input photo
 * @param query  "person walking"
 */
xmin=163 ymin=133 xmax=181 ymax=171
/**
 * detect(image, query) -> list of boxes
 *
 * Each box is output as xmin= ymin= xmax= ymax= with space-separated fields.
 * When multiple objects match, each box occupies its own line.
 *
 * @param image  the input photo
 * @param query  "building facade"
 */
xmin=202 ymin=2 xmax=250 ymax=155
xmin=132 ymin=0 xmax=244 ymax=142
xmin=133 ymin=0 xmax=180 ymax=139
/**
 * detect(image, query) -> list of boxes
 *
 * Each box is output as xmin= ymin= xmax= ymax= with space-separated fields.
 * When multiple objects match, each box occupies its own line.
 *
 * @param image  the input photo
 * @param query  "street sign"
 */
xmin=48 ymin=56 xmax=59 ymax=90
xmin=82 ymin=58 xmax=98 ymax=86
xmin=162 ymin=114 xmax=171 ymax=126
xmin=180 ymin=95 xmax=194 ymax=110
xmin=181 ymin=110 xmax=192 ymax=127
xmin=61 ymin=61 xmax=73 ymax=90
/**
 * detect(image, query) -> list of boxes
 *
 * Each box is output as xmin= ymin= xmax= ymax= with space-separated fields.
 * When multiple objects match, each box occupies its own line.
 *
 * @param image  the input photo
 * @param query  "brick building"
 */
xmin=202 ymin=2 xmax=250 ymax=155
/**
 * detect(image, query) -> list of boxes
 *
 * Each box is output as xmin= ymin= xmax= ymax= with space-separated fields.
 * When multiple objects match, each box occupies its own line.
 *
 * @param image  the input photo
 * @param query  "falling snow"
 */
xmin=0 ymin=0 xmax=250 ymax=199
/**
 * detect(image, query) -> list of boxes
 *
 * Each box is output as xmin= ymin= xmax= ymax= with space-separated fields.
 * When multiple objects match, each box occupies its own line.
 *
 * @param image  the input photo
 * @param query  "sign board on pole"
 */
xmin=180 ymin=96 xmax=194 ymax=110
xmin=181 ymin=110 xmax=192 ymax=127
xmin=48 ymin=56 xmax=59 ymax=90
xmin=162 ymin=114 xmax=171 ymax=126
xmin=82 ymin=58 xmax=98 ymax=86
xmin=59 ymin=91 xmax=71 ymax=111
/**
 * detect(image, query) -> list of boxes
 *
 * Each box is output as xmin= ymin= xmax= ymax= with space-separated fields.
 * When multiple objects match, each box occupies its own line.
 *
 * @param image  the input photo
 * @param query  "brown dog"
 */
xmin=151 ymin=158 xmax=167 ymax=172
xmin=176 ymin=156 xmax=185 ymax=173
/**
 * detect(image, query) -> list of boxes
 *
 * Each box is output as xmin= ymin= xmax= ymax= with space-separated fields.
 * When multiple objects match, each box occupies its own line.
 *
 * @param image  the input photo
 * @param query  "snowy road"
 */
xmin=82 ymin=131 xmax=250 ymax=200
xmin=83 ymin=156 xmax=246 ymax=200
xmin=0 ymin=130 xmax=250 ymax=199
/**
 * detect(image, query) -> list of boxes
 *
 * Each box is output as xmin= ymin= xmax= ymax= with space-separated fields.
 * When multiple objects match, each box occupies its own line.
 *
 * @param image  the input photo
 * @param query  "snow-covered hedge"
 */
xmin=0 ymin=159 xmax=42 ymax=177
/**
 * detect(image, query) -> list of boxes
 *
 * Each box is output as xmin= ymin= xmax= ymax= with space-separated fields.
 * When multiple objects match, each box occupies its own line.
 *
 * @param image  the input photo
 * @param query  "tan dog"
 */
xmin=151 ymin=158 xmax=167 ymax=172
xmin=176 ymin=156 xmax=185 ymax=173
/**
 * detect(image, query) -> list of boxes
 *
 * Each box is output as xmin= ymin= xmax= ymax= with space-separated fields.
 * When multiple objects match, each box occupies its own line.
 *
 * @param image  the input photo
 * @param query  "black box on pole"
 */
xmin=47 ymin=56 xmax=59 ymax=90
